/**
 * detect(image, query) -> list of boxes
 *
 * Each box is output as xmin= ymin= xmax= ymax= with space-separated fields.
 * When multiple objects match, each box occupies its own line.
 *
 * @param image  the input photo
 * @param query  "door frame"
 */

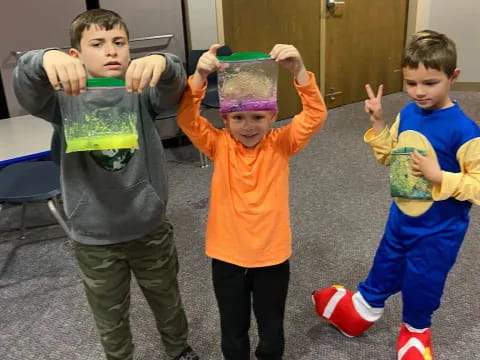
xmin=215 ymin=0 xmax=225 ymax=45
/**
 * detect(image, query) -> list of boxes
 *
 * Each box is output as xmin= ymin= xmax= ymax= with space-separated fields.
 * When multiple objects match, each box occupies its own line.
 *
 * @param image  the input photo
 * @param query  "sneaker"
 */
xmin=171 ymin=346 xmax=199 ymax=360
xmin=397 ymin=324 xmax=433 ymax=360
xmin=312 ymin=285 xmax=375 ymax=337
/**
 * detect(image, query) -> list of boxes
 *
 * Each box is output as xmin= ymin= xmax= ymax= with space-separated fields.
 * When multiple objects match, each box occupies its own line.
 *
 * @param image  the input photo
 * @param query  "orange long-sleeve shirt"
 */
xmin=177 ymin=72 xmax=327 ymax=267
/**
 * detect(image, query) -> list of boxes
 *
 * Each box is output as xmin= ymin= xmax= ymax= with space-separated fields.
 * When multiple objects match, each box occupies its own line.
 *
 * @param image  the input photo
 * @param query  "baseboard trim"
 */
xmin=452 ymin=82 xmax=480 ymax=91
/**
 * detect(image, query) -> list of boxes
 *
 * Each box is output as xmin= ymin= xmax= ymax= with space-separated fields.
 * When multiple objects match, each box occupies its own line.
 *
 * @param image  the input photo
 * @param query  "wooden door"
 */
xmin=324 ymin=0 xmax=408 ymax=107
xmin=222 ymin=0 xmax=322 ymax=120
xmin=221 ymin=0 xmax=409 ymax=116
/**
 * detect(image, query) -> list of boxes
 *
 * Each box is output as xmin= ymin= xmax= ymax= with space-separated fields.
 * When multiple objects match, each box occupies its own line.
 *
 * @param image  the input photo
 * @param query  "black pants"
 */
xmin=212 ymin=259 xmax=290 ymax=360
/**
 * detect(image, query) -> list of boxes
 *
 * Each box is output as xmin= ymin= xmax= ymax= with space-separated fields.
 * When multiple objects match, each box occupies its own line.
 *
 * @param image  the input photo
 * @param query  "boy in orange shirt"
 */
xmin=177 ymin=44 xmax=327 ymax=359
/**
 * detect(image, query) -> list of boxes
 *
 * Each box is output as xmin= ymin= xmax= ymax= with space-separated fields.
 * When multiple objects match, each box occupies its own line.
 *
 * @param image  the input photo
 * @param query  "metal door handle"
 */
xmin=327 ymin=0 xmax=345 ymax=9
xmin=325 ymin=89 xmax=343 ymax=102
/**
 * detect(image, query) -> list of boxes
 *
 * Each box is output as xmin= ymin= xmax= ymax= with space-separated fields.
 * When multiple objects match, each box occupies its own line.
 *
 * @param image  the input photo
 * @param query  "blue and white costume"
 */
xmin=359 ymin=102 xmax=480 ymax=329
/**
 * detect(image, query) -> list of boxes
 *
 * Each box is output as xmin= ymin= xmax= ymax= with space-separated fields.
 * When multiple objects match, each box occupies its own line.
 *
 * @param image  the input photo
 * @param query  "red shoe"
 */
xmin=312 ymin=285 xmax=374 ymax=337
xmin=397 ymin=324 xmax=433 ymax=360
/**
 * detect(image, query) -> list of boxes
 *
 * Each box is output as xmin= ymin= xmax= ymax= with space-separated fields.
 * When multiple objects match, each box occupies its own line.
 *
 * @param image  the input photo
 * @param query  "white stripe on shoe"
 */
xmin=323 ymin=287 xmax=346 ymax=319
xmin=398 ymin=338 xmax=426 ymax=360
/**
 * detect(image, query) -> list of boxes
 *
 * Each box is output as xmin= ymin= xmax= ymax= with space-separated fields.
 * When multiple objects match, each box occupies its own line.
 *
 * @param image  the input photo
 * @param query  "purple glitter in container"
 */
xmin=217 ymin=52 xmax=278 ymax=114
xmin=220 ymin=99 xmax=278 ymax=114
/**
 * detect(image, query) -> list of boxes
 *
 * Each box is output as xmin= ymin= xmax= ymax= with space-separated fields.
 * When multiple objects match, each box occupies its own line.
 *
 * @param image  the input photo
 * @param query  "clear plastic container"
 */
xmin=217 ymin=52 xmax=278 ymax=114
xmin=390 ymin=147 xmax=433 ymax=199
xmin=58 ymin=78 xmax=139 ymax=153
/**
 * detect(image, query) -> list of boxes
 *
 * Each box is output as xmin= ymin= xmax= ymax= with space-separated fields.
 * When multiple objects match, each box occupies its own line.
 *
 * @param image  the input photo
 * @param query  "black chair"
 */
xmin=50 ymin=125 xmax=61 ymax=165
xmin=187 ymin=45 xmax=233 ymax=109
xmin=0 ymin=160 xmax=69 ymax=239
xmin=155 ymin=106 xmax=182 ymax=145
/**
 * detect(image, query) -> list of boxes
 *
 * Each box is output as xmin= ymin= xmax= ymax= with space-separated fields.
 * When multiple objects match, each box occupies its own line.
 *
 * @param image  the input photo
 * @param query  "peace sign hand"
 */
xmin=364 ymin=84 xmax=386 ymax=134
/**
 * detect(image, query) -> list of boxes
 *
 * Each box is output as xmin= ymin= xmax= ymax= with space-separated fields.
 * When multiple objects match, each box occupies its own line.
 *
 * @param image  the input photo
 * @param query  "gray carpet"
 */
xmin=1 ymin=91 xmax=479 ymax=359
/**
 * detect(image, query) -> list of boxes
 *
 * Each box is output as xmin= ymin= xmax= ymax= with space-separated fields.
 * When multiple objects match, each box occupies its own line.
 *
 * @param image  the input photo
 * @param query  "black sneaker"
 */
xmin=171 ymin=345 xmax=199 ymax=360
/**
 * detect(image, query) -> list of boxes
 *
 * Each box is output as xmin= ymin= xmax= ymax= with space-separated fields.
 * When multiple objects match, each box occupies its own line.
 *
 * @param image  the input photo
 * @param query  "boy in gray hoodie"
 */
xmin=13 ymin=8 xmax=198 ymax=360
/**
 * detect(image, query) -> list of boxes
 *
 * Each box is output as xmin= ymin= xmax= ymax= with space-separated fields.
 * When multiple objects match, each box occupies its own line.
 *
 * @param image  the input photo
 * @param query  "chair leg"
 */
xmin=199 ymin=152 xmax=209 ymax=168
xmin=52 ymin=195 xmax=62 ymax=209
xmin=47 ymin=198 xmax=72 ymax=239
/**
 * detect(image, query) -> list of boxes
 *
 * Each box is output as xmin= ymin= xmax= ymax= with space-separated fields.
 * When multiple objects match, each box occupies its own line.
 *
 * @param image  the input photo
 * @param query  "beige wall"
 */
xmin=0 ymin=0 xmax=86 ymax=117
xmin=187 ymin=0 xmax=218 ymax=50
xmin=414 ymin=0 xmax=480 ymax=82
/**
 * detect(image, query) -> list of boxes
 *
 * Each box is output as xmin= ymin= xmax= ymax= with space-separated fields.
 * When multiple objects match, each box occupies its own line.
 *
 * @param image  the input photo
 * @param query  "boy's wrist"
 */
xmin=148 ymin=54 xmax=166 ymax=67
xmin=372 ymin=121 xmax=386 ymax=135
xmin=294 ymin=67 xmax=309 ymax=86
xmin=192 ymin=71 xmax=207 ymax=90
xmin=42 ymin=49 xmax=63 ymax=63
xmin=430 ymin=169 xmax=443 ymax=185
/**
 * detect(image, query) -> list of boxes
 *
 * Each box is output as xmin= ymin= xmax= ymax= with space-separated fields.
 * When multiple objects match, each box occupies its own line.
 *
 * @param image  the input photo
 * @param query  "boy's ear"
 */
xmin=268 ymin=111 xmax=278 ymax=124
xmin=450 ymin=67 xmax=461 ymax=83
xmin=221 ymin=114 xmax=230 ymax=128
xmin=69 ymin=48 xmax=80 ymax=58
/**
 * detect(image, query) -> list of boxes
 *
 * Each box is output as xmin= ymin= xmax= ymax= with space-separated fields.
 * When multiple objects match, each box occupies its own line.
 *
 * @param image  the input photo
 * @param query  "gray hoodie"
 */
xmin=13 ymin=49 xmax=186 ymax=245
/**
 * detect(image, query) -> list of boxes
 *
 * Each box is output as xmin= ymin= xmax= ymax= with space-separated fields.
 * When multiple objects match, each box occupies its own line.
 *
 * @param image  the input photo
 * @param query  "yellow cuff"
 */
xmin=432 ymin=171 xmax=463 ymax=201
xmin=364 ymin=126 xmax=389 ymax=145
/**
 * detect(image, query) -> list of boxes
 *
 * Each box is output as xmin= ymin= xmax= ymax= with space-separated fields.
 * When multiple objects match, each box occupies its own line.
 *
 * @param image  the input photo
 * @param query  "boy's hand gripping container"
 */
xmin=389 ymin=147 xmax=433 ymax=200
xmin=58 ymin=78 xmax=139 ymax=153
xmin=217 ymin=52 xmax=278 ymax=114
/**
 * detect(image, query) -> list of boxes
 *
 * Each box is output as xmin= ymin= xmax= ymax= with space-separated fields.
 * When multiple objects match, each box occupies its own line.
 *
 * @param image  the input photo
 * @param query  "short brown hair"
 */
xmin=70 ymin=8 xmax=129 ymax=50
xmin=402 ymin=30 xmax=457 ymax=77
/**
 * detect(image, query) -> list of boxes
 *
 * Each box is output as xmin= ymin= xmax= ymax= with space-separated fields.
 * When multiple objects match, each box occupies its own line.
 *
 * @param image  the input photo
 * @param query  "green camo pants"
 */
xmin=74 ymin=220 xmax=189 ymax=360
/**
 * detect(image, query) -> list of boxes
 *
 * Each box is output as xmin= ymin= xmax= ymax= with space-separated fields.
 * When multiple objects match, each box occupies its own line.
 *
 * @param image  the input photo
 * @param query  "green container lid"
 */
xmin=391 ymin=147 xmax=426 ymax=155
xmin=217 ymin=52 xmax=272 ymax=62
xmin=86 ymin=78 xmax=126 ymax=88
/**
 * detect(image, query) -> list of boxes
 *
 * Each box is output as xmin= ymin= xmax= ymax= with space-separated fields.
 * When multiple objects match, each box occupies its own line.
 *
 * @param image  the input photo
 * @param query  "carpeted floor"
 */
xmin=1 ymin=91 xmax=479 ymax=359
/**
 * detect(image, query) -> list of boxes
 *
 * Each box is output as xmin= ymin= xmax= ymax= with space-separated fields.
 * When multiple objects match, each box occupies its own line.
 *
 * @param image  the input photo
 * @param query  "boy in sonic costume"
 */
xmin=313 ymin=30 xmax=480 ymax=360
